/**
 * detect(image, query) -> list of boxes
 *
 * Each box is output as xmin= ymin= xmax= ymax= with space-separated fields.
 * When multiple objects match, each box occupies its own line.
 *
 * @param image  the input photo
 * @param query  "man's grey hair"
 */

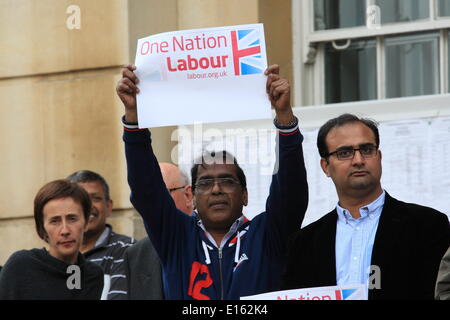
xmin=66 ymin=170 xmax=111 ymax=201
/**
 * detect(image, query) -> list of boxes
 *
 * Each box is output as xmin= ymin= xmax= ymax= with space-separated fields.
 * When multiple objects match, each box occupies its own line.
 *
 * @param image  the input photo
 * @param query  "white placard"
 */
xmin=241 ymin=284 xmax=367 ymax=300
xmin=134 ymin=24 xmax=271 ymax=128
xmin=100 ymin=274 xmax=111 ymax=300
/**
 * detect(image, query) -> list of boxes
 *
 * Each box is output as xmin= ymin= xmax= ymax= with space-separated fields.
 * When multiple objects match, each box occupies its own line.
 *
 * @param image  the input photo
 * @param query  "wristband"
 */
xmin=273 ymin=116 xmax=298 ymax=129
xmin=121 ymin=115 xmax=139 ymax=129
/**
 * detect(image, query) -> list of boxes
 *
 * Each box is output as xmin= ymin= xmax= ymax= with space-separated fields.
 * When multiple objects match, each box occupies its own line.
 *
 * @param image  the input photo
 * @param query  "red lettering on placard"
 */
xmin=277 ymin=294 xmax=335 ymax=300
xmin=188 ymin=55 xmax=199 ymax=69
xmin=187 ymin=262 xmax=213 ymax=300
xmin=172 ymin=35 xmax=228 ymax=52
xmin=160 ymin=41 xmax=169 ymax=53
xmin=167 ymin=57 xmax=177 ymax=72
xmin=140 ymin=41 xmax=169 ymax=55
xmin=166 ymin=55 xmax=228 ymax=72
xmin=199 ymin=57 xmax=209 ymax=69
xmin=140 ymin=41 xmax=150 ymax=55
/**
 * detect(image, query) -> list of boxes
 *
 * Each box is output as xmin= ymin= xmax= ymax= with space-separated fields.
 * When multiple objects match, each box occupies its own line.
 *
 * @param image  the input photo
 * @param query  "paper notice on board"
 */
xmin=134 ymin=24 xmax=271 ymax=128
xmin=429 ymin=117 xmax=450 ymax=215
xmin=379 ymin=120 xmax=432 ymax=206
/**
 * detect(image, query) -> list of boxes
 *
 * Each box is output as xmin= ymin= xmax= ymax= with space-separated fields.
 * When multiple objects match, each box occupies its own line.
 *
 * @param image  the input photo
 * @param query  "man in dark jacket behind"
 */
xmin=124 ymin=162 xmax=194 ymax=300
xmin=283 ymin=114 xmax=450 ymax=300
xmin=67 ymin=170 xmax=136 ymax=299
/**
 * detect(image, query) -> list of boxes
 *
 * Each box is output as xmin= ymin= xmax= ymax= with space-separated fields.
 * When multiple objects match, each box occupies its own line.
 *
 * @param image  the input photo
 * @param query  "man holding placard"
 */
xmin=116 ymin=63 xmax=308 ymax=300
xmin=283 ymin=113 xmax=450 ymax=300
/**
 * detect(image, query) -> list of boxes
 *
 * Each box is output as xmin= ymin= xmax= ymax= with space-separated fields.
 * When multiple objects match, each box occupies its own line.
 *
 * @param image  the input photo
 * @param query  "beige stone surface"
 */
xmin=108 ymin=209 xmax=147 ymax=241
xmin=259 ymin=0 xmax=293 ymax=87
xmin=177 ymin=0 xmax=259 ymax=29
xmin=0 ymin=80 xmax=46 ymax=218
xmin=42 ymin=70 xmax=130 ymax=209
xmin=0 ymin=69 xmax=130 ymax=219
xmin=0 ymin=217 xmax=47 ymax=265
xmin=127 ymin=0 xmax=178 ymax=62
xmin=0 ymin=0 xmax=129 ymax=78
xmin=126 ymin=0 xmax=179 ymax=164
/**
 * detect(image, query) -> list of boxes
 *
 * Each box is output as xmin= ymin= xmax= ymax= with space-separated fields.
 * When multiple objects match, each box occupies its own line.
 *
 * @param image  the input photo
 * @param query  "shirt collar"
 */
xmin=336 ymin=190 xmax=386 ymax=223
xmin=196 ymin=214 xmax=247 ymax=248
xmin=94 ymin=225 xmax=111 ymax=248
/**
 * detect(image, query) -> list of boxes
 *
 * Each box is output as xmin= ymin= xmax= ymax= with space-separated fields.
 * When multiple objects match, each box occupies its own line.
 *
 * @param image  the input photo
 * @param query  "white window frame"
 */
xmin=292 ymin=0 xmax=450 ymax=106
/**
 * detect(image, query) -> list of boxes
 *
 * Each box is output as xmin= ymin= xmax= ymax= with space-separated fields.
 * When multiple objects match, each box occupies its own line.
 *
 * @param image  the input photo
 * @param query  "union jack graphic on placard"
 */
xmin=230 ymin=29 xmax=264 ymax=76
xmin=334 ymin=288 xmax=358 ymax=300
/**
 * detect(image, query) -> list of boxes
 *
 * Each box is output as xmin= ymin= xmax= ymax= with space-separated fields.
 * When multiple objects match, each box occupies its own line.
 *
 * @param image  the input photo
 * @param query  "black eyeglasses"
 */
xmin=327 ymin=144 xmax=378 ymax=160
xmin=194 ymin=178 xmax=240 ymax=194
xmin=167 ymin=185 xmax=186 ymax=193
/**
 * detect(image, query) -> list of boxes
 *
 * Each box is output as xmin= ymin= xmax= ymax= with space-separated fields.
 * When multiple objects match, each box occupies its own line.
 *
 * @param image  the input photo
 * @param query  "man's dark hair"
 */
xmin=34 ymin=180 xmax=91 ymax=241
xmin=191 ymin=150 xmax=247 ymax=193
xmin=66 ymin=170 xmax=110 ymax=201
xmin=317 ymin=113 xmax=380 ymax=159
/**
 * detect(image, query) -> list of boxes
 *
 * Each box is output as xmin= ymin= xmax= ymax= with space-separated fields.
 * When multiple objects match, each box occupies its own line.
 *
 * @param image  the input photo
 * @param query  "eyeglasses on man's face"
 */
xmin=194 ymin=177 xmax=241 ymax=194
xmin=167 ymin=185 xmax=186 ymax=193
xmin=327 ymin=143 xmax=378 ymax=160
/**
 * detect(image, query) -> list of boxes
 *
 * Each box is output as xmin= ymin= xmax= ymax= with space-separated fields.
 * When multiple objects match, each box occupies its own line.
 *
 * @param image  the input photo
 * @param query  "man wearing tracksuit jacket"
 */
xmin=116 ymin=64 xmax=308 ymax=300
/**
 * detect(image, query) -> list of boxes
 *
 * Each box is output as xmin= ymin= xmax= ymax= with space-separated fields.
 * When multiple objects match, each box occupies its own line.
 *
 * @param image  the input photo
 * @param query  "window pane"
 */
xmin=375 ymin=0 xmax=429 ymax=24
xmin=325 ymin=39 xmax=377 ymax=103
xmin=439 ymin=0 xmax=450 ymax=17
xmin=314 ymin=0 xmax=365 ymax=30
xmin=385 ymin=32 xmax=439 ymax=99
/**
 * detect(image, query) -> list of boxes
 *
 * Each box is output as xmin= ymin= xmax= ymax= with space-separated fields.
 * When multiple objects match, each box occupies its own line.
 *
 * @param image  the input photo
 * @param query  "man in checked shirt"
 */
xmin=67 ymin=170 xmax=136 ymax=299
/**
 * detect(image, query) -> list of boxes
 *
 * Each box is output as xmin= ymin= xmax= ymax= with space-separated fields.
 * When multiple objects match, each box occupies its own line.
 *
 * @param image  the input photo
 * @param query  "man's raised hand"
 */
xmin=265 ymin=64 xmax=294 ymax=125
xmin=116 ymin=64 xmax=140 ymax=123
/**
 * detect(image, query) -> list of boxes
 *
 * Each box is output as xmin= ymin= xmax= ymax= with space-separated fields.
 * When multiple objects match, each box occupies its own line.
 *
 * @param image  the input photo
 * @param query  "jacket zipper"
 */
xmin=218 ymin=247 xmax=224 ymax=300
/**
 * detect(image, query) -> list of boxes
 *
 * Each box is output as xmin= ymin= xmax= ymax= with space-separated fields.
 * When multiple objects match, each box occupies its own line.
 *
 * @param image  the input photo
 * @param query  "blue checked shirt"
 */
xmin=335 ymin=191 xmax=385 ymax=289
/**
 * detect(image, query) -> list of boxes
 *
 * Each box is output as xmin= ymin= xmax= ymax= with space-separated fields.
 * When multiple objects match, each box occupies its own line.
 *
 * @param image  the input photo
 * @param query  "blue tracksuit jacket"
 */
xmin=123 ymin=125 xmax=308 ymax=300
